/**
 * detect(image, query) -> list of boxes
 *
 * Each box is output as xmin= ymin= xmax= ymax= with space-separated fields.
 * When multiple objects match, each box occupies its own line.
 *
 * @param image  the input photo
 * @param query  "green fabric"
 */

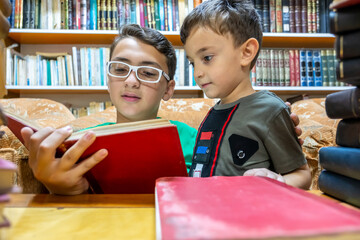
xmin=80 ymin=120 xmax=197 ymax=172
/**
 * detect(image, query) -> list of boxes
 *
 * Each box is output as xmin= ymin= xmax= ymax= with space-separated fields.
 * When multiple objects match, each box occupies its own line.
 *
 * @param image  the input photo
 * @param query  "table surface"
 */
xmin=1 ymin=191 xmax=360 ymax=240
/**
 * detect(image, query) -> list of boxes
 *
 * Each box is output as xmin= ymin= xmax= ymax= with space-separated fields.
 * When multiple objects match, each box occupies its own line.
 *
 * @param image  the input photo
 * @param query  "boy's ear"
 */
xmin=162 ymin=79 xmax=175 ymax=101
xmin=239 ymin=38 xmax=259 ymax=68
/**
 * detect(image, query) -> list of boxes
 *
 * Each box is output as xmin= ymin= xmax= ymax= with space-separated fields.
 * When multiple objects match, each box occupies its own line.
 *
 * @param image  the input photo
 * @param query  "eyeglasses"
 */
xmin=107 ymin=61 xmax=170 ymax=83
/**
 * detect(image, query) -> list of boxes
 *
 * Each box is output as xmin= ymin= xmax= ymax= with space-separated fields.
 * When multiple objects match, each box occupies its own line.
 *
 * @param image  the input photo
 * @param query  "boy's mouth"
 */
xmin=201 ymin=83 xmax=211 ymax=88
xmin=122 ymin=93 xmax=141 ymax=102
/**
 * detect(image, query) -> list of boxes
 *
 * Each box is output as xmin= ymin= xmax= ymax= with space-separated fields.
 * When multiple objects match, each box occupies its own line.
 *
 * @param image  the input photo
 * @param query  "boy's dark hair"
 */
xmin=180 ymin=0 xmax=262 ymax=69
xmin=110 ymin=24 xmax=177 ymax=80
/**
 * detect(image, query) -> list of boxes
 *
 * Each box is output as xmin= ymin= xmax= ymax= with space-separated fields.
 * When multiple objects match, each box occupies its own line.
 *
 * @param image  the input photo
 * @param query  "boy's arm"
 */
xmin=21 ymin=126 xmax=108 ymax=195
xmin=243 ymin=164 xmax=311 ymax=190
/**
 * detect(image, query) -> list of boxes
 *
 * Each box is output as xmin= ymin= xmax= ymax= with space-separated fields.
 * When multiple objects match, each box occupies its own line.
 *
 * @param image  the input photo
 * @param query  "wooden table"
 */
xmin=1 ymin=191 xmax=359 ymax=240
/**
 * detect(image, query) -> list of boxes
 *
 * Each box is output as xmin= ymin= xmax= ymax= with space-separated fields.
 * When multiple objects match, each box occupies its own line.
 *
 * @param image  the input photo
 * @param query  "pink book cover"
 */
xmin=294 ymin=49 xmax=301 ymax=86
xmin=289 ymin=49 xmax=296 ymax=86
xmin=139 ymin=0 xmax=145 ymax=27
xmin=155 ymin=176 xmax=360 ymax=240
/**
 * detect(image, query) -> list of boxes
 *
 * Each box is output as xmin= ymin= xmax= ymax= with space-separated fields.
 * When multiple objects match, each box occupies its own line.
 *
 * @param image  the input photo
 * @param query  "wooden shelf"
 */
xmin=7 ymin=29 xmax=183 ymax=46
xmin=8 ymin=29 xmax=335 ymax=48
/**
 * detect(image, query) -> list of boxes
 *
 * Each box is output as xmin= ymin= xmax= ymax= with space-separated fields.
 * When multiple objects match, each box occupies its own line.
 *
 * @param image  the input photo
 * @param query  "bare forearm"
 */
xmin=283 ymin=164 xmax=311 ymax=190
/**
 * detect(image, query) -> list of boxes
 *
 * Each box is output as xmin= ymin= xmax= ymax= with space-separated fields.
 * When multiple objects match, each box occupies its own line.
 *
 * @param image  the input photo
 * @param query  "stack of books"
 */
xmin=318 ymin=0 xmax=360 ymax=208
xmin=0 ymin=158 xmax=17 ymax=228
xmin=329 ymin=0 xmax=360 ymax=85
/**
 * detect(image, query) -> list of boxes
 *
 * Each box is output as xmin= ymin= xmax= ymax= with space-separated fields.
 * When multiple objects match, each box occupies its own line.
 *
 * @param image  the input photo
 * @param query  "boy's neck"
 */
xmin=219 ymin=76 xmax=256 ymax=105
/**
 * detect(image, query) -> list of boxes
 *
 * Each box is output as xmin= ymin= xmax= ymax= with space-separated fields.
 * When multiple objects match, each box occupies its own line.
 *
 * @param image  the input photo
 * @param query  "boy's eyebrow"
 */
xmin=112 ymin=57 xmax=163 ymax=69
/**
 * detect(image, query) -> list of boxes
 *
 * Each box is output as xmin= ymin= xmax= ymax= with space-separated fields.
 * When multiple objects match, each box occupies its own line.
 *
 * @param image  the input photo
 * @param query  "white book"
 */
xmin=67 ymin=55 xmax=75 ymax=86
xmin=72 ymin=47 xmax=79 ymax=86
xmin=47 ymin=0 xmax=53 ymax=29
xmin=53 ymin=0 xmax=61 ymax=29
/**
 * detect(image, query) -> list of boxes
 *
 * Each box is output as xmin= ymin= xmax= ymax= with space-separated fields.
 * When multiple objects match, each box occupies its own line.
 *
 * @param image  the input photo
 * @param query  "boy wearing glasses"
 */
xmin=20 ymin=24 xmax=197 ymax=195
xmin=181 ymin=0 xmax=311 ymax=189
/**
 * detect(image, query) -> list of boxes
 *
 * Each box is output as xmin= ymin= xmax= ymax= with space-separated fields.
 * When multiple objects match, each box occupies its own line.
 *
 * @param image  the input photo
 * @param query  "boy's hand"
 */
xmin=21 ymin=126 xmax=108 ymax=195
xmin=285 ymin=102 xmax=304 ymax=146
xmin=243 ymin=168 xmax=285 ymax=183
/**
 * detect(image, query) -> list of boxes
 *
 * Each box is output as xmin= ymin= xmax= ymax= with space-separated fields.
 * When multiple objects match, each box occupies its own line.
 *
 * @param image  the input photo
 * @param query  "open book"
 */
xmin=4 ymin=109 xmax=188 ymax=194
xmin=155 ymin=176 xmax=360 ymax=239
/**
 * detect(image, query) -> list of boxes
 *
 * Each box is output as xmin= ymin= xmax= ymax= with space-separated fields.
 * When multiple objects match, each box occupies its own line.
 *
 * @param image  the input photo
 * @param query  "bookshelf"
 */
xmin=6 ymin=30 xmax=351 ymax=102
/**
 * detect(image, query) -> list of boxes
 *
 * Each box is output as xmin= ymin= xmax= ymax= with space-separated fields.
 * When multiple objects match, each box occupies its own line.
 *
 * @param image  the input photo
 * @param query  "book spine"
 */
xmin=262 ymin=0 xmax=270 ymax=32
xmin=80 ymin=0 xmax=86 ymax=29
xmin=336 ymin=119 xmax=360 ymax=148
xmin=106 ymin=0 xmax=112 ymax=30
xmin=329 ymin=5 xmax=360 ymax=34
xmin=312 ymin=50 xmax=322 ymax=86
xmin=278 ymin=50 xmax=285 ymax=86
xmin=325 ymin=87 xmax=360 ymax=119
xmin=275 ymin=0 xmax=282 ymax=32
xmin=89 ymin=0 xmax=97 ymax=29
xmin=318 ymin=0 xmax=327 ymax=33
xmin=299 ymin=50 xmax=307 ymax=86
xmin=336 ymin=58 xmax=360 ymax=84
xmin=269 ymin=0 xmax=276 ymax=32
xmin=289 ymin=49 xmax=295 ymax=86
xmin=315 ymin=0 xmax=320 ymax=33
xmin=320 ymin=50 xmax=328 ymax=86
xmin=256 ymin=50 xmax=263 ymax=86
xmin=254 ymin=0 xmax=263 ymax=31
xmin=301 ymin=0 xmax=307 ymax=33
xmin=23 ymin=0 xmax=30 ymax=28
xmin=270 ymin=49 xmax=276 ymax=86
xmin=284 ymin=49 xmax=290 ymax=86
xmin=262 ymin=50 xmax=269 ymax=86
xmin=154 ymin=0 xmax=160 ymax=30
xmin=307 ymin=0 xmax=312 ymax=33
xmin=282 ymin=0 xmax=290 ymax=32
xmin=318 ymin=170 xmax=360 ymax=208
xmin=29 ymin=0 xmax=35 ymax=28
xmin=326 ymin=49 xmax=336 ymax=87
xmin=159 ymin=0 xmax=164 ymax=30
xmin=336 ymin=30 xmax=360 ymax=60
xmin=112 ymin=0 xmax=118 ymax=30
xmin=294 ymin=0 xmax=302 ymax=32
xmin=289 ymin=0 xmax=296 ymax=32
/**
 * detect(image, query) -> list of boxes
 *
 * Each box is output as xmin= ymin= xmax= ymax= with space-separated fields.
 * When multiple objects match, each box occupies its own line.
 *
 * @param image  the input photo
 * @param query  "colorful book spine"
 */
xmin=269 ymin=0 xmax=276 ymax=32
xmin=284 ymin=50 xmax=290 ymax=86
xmin=262 ymin=0 xmax=270 ymax=32
xmin=89 ymin=0 xmax=97 ymax=30
xmin=112 ymin=0 xmax=118 ymax=30
xmin=278 ymin=50 xmax=285 ymax=86
xmin=282 ymin=0 xmax=290 ymax=32
xmin=326 ymin=49 xmax=336 ymax=87
xmin=80 ymin=0 xmax=86 ymax=29
xmin=312 ymin=50 xmax=322 ymax=86
xmin=262 ymin=49 xmax=270 ymax=86
xmin=294 ymin=0 xmax=302 ymax=32
xmin=320 ymin=50 xmax=328 ymax=86
xmin=305 ymin=50 xmax=314 ymax=86
xmin=299 ymin=50 xmax=307 ymax=86
xmin=256 ymin=51 xmax=263 ymax=86
xmin=289 ymin=50 xmax=296 ymax=86
xmin=275 ymin=0 xmax=282 ymax=32
xmin=159 ymin=0 xmax=165 ymax=30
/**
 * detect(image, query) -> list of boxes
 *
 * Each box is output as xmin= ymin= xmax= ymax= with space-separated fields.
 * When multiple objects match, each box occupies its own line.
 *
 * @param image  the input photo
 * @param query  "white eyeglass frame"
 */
xmin=107 ymin=61 xmax=170 ymax=83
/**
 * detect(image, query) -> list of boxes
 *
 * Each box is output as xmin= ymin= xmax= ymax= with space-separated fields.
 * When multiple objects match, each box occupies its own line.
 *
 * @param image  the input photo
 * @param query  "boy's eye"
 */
xmin=203 ymin=56 xmax=213 ymax=62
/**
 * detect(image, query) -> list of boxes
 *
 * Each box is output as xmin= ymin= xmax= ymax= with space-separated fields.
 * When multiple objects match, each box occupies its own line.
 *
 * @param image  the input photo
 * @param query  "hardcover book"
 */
xmin=336 ymin=119 xmax=360 ymax=147
xmin=336 ymin=58 xmax=360 ymax=85
xmin=329 ymin=5 xmax=360 ymax=34
xmin=325 ymin=87 xmax=360 ymax=119
xmin=155 ymin=176 xmax=360 ymax=240
xmin=4 ymin=110 xmax=188 ymax=194
xmin=319 ymin=146 xmax=360 ymax=180
xmin=319 ymin=170 xmax=360 ymax=207
xmin=336 ymin=30 xmax=360 ymax=60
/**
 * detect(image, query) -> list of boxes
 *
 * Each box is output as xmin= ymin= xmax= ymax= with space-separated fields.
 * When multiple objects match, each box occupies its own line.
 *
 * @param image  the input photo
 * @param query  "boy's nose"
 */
xmin=194 ymin=67 xmax=204 ymax=79
xmin=124 ymin=70 xmax=140 ymax=87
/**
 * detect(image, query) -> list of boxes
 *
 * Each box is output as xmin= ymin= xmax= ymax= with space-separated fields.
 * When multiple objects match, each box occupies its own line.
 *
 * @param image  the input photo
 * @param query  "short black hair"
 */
xmin=110 ymin=24 xmax=177 ymax=80
xmin=180 ymin=0 xmax=262 ymax=69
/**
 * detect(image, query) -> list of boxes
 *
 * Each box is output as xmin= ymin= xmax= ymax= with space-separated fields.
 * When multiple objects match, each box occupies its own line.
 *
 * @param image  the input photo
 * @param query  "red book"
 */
xmin=289 ymin=49 xmax=296 ymax=86
xmin=294 ymin=49 xmax=301 ymax=86
xmin=155 ymin=176 xmax=360 ymax=240
xmin=4 ymin=111 xmax=188 ymax=194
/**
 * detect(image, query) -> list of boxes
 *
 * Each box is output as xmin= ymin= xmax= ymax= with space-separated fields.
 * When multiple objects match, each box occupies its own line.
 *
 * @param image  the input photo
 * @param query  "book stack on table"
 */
xmin=318 ymin=0 xmax=360 ymax=208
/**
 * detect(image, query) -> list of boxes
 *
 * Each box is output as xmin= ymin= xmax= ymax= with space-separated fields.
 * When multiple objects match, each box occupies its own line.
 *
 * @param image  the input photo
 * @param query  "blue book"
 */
xmin=299 ymin=50 xmax=307 ymax=86
xmin=89 ymin=0 xmax=97 ymax=30
xmin=130 ymin=0 xmax=137 ymax=24
xmin=319 ymin=146 xmax=360 ymax=180
xmin=167 ymin=0 xmax=173 ymax=31
xmin=99 ymin=48 xmax=104 ymax=86
xmin=312 ymin=50 xmax=323 ymax=86
xmin=305 ymin=50 xmax=314 ymax=86
xmin=319 ymin=170 xmax=360 ymax=208
xmin=159 ymin=0 xmax=165 ymax=31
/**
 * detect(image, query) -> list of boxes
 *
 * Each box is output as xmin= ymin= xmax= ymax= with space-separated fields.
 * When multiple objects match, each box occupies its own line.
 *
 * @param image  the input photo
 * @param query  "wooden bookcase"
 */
xmin=5 ymin=29 xmax=354 ymax=107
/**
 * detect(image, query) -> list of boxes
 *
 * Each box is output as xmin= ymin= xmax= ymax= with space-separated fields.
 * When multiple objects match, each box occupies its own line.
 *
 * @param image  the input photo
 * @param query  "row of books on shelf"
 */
xmin=69 ymin=100 xmax=113 ymax=117
xmin=252 ymin=48 xmax=348 ymax=87
xmin=5 ymin=46 xmax=195 ymax=87
xmin=252 ymin=0 xmax=332 ymax=33
xmin=8 ymin=0 xmax=191 ymax=31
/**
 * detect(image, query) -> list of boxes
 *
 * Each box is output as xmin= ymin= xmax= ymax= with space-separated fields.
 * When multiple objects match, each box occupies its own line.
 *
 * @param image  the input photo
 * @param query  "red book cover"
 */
xmin=4 ymin=112 xmax=188 ymax=194
xmin=155 ymin=176 xmax=360 ymax=240
xmin=330 ymin=0 xmax=360 ymax=9
xmin=289 ymin=49 xmax=296 ymax=86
